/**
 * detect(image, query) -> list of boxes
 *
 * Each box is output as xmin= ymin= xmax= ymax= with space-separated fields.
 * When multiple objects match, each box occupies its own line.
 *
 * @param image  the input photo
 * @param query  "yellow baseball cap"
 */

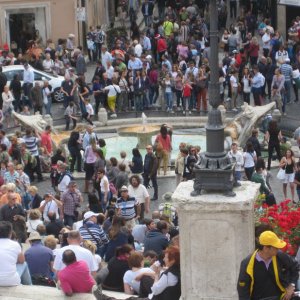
xmin=259 ymin=231 xmax=286 ymax=249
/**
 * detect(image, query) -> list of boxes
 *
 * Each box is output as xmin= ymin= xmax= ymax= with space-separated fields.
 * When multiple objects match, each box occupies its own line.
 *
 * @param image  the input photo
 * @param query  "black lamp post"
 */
xmin=191 ymin=0 xmax=236 ymax=197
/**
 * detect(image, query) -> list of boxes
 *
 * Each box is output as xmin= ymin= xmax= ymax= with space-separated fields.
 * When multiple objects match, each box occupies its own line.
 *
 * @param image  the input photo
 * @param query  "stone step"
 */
xmin=0 ymin=285 xmax=134 ymax=300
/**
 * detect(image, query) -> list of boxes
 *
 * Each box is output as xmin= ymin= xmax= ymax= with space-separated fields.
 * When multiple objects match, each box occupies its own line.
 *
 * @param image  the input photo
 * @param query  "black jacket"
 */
xmin=237 ymin=250 xmax=299 ymax=300
xmin=153 ymin=265 xmax=181 ymax=300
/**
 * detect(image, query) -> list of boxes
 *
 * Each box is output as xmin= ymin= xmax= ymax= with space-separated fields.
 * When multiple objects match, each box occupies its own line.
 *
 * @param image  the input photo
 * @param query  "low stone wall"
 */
xmin=0 ymin=285 xmax=134 ymax=299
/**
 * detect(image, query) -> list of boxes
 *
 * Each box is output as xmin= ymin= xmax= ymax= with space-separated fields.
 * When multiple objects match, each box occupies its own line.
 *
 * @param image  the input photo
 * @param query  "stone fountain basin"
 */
xmin=117 ymin=125 xmax=161 ymax=136
xmin=118 ymin=125 xmax=161 ymax=148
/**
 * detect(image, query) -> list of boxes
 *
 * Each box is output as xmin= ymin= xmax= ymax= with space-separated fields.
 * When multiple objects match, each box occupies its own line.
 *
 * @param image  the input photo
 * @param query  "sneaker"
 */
xmin=170 ymin=110 xmax=175 ymax=114
xmin=111 ymin=113 xmax=117 ymax=118
xmin=189 ymin=111 xmax=192 ymax=115
xmin=183 ymin=110 xmax=186 ymax=115
xmin=232 ymin=108 xmax=238 ymax=112
xmin=192 ymin=108 xmax=197 ymax=112
xmin=283 ymin=112 xmax=287 ymax=116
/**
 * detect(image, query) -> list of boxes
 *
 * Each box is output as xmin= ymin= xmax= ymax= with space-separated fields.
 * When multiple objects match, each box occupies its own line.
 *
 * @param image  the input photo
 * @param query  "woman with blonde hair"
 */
xmin=26 ymin=209 xmax=43 ymax=233
xmin=82 ymin=239 xmax=102 ymax=270
xmin=248 ymin=36 xmax=260 ymax=66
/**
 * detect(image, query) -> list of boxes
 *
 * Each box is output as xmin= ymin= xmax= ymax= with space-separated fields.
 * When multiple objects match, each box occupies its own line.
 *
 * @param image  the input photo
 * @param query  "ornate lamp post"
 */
xmin=191 ymin=0 xmax=236 ymax=197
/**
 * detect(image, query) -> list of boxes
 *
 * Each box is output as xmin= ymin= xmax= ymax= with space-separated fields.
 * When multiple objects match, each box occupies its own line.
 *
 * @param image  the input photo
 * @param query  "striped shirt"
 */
xmin=116 ymin=196 xmax=138 ymax=220
xmin=280 ymin=63 xmax=293 ymax=81
xmin=23 ymin=136 xmax=39 ymax=156
xmin=79 ymin=221 xmax=109 ymax=246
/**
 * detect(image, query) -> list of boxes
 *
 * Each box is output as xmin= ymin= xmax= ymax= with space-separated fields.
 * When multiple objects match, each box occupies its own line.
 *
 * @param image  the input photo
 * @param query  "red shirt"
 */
xmin=58 ymin=260 xmax=95 ymax=294
xmin=41 ymin=131 xmax=52 ymax=154
xmin=182 ymin=84 xmax=192 ymax=97
xmin=155 ymin=134 xmax=171 ymax=152
xmin=157 ymin=38 xmax=167 ymax=53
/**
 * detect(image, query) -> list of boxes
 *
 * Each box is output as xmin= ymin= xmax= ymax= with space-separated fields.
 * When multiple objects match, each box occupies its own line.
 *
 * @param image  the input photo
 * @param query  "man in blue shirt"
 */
xmin=25 ymin=232 xmax=54 ymax=279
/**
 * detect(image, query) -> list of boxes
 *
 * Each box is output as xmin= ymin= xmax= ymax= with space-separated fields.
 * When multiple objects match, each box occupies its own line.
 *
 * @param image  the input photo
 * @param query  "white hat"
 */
xmin=68 ymin=33 xmax=75 ymax=38
xmin=285 ymin=57 xmax=290 ymax=63
xmin=146 ymin=55 xmax=152 ymax=61
xmin=84 ymin=211 xmax=99 ymax=220
xmin=120 ymin=185 xmax=128 ymax=192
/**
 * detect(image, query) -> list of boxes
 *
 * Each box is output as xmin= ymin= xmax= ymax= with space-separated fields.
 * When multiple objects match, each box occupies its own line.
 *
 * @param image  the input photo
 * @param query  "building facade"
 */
xmin=0 ymin=0 xmax=108 ymax=53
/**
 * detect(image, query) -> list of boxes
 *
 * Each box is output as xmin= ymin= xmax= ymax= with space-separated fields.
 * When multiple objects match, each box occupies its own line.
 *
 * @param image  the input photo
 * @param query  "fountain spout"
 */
xmin=141 ymin=113 xmax=147 ymax=132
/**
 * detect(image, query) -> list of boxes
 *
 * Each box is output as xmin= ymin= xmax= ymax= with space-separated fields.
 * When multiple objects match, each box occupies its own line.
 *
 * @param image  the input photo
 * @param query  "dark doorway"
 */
xmin=286 ymin=5 xmax=300 ymax=34
xmin=9 ymin=13 xmax=36 ymax=54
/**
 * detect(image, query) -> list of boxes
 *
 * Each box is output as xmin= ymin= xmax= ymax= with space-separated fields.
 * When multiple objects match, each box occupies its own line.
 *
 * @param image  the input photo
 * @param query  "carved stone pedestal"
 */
xmin=173 ymin=180 xmax=259 ymax=300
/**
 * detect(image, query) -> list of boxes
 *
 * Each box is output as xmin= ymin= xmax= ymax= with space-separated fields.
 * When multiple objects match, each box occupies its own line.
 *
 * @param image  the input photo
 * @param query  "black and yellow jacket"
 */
xmin=237 ymin=250 xmax=299 ymax=300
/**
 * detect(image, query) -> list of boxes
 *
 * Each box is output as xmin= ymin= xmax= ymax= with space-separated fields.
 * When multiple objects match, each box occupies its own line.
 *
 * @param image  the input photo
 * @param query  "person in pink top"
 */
xmin=155 ymin=125 xmax=172 ymax=176
xmin=58 ymin=249 xmax=95 ymax=296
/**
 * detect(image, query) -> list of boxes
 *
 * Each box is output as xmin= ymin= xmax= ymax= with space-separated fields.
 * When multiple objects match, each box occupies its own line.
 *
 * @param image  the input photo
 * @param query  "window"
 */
xmin=4 ymin=70 xmax=24 ymax=81
xmin=34 ymin=72 xmax=50 ymax=81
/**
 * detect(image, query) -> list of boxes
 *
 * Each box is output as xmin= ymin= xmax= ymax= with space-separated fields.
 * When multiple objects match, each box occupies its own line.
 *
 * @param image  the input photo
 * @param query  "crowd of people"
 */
xmin=0 ymin=0 xmax=299 ymax=127
xmin=1 ymin=0 xmax=300 ymax=299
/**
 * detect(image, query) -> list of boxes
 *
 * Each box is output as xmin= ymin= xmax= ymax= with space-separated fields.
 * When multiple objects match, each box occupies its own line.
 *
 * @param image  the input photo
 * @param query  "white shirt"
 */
xmin=149 ymin=272 xmax=178 ymax=298
xmin=128 ymin=184 xmax=149 ymax=204
xmin=262 ymin=33 xmax=271 ymax=49
xmin=230 ymin=75 xmax=238 ymax=88
xmin=101 ymin=51 xmax=112 ymax=71
xmin=243 ymin=151 xmax=256 ymax=168
xmin=104 ymin=84 xmax=121 ymax=97
xmin=85 ymin=103 xmax=94 ymax=116
xmin=26 ymin=219 xmax=43 ymax=233
xmin=0 ymin=239 xmax=21 ymax=286
xmin=39 ymin=200 xmax=59 ymax=222
xmin=134 ymin=44 xmax=143 ymax=57
xmin=100 ymin=175 xmax=109 ymax=193
xmin=58 ymin=174 xmax=71 ymax=192
xmin=23 ymin=68 xmax=34 ymax=84
xmin=242 ymin=76 xmax=251 ymax=93
xmin=228 ymin=150 xmax=244 ymax=172
xmin=106 ymin=65 xmax=115 ymax=79
xmin=123 ymin=267 xmax=154 ymax=293
xmin=53 ymin=244 xmax=98 ymax=272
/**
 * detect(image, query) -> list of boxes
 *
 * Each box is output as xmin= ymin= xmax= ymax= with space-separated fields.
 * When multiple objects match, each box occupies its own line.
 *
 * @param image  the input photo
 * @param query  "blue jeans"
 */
xmin=165 ymin=92 xmax=173 ymax=110
xmin=64 ymin=214 xmax=76 ymax=227
xmin=284 ymin=80 xmax=292 ymax=105
xmin=134 ymin=93 xmax=144 ymax=111
xmin=17 ymin=262 xmax=32 ymax=285
xmin=234 ymin=171 xmax=242 ymax=182
xmin=100 ymin=191 xmax=111 ymax=213
xmin=44 ymin=97 xmax=52 ymax=115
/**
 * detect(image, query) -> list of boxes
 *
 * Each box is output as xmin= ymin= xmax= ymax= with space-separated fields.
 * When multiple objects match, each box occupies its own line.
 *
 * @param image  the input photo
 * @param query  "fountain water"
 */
xmin=118 ymin=113 xmax=161 ymax=148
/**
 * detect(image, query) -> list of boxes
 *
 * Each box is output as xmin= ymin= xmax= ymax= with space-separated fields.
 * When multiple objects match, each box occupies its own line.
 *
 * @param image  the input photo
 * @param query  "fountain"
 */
xmin=117 ymin=113 xmax=161 ymax=148
xmin=12 ymin=103 xmax=277 ymax=160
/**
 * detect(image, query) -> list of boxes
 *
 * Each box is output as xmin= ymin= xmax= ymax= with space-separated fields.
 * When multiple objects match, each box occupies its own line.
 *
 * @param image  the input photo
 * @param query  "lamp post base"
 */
xmin=191 ymin=157 xmax=236 ymax=197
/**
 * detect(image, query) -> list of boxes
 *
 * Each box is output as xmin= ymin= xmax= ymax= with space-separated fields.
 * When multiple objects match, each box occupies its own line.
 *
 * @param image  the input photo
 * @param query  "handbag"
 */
xmin=31 ymin=274 xmax=56 ymax=287
xmin=276 ymin=168 xmax=286 ymax=180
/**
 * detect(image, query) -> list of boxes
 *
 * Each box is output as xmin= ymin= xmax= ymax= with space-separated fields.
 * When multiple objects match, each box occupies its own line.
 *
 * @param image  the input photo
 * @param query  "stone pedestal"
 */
xmin=98 ymin=108 xmax=108 ymax=125
xmin=172 ymin=180 xmax=259 ymax=300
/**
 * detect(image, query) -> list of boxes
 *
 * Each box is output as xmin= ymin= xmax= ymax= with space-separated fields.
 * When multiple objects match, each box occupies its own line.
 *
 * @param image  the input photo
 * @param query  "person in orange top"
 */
xmin=155 ymin=125 xmax=172 ymax=176
xmin=0 ymin=183 xmax=22 ymax=208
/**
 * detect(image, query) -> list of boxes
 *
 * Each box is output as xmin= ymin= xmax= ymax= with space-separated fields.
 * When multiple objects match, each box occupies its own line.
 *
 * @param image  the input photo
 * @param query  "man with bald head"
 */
xmin=53 ymin=230 xmax=98 ymax=276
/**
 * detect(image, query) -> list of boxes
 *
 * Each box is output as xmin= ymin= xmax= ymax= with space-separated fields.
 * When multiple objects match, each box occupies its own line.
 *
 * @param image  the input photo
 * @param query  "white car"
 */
xmin=2 ymin=65 xmax=65 ymax=102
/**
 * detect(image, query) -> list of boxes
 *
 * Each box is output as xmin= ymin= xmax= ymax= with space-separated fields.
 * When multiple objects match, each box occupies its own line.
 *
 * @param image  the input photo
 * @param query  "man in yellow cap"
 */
xmin=237 ymin=231 xmax=299 ymax=300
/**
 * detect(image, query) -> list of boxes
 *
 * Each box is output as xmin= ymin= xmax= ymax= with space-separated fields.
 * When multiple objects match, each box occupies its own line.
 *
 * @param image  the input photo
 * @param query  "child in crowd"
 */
xmin=64 ymin=101 xmax=77 ymax=130
xmin=182 ymin=79 xmax=192 ymax=115
xmin=83 ymin=99 xmax=94 ymax=126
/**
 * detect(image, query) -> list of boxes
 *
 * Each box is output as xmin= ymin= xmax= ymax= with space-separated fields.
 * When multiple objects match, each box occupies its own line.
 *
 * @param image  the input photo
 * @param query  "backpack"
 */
xmin=58 ymin=171 xmax=74 ymax=184
xmin=162 ymin=202 xmax=173 ymax=221
xmin=95 ymin=30 xmax=104 ymax=44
